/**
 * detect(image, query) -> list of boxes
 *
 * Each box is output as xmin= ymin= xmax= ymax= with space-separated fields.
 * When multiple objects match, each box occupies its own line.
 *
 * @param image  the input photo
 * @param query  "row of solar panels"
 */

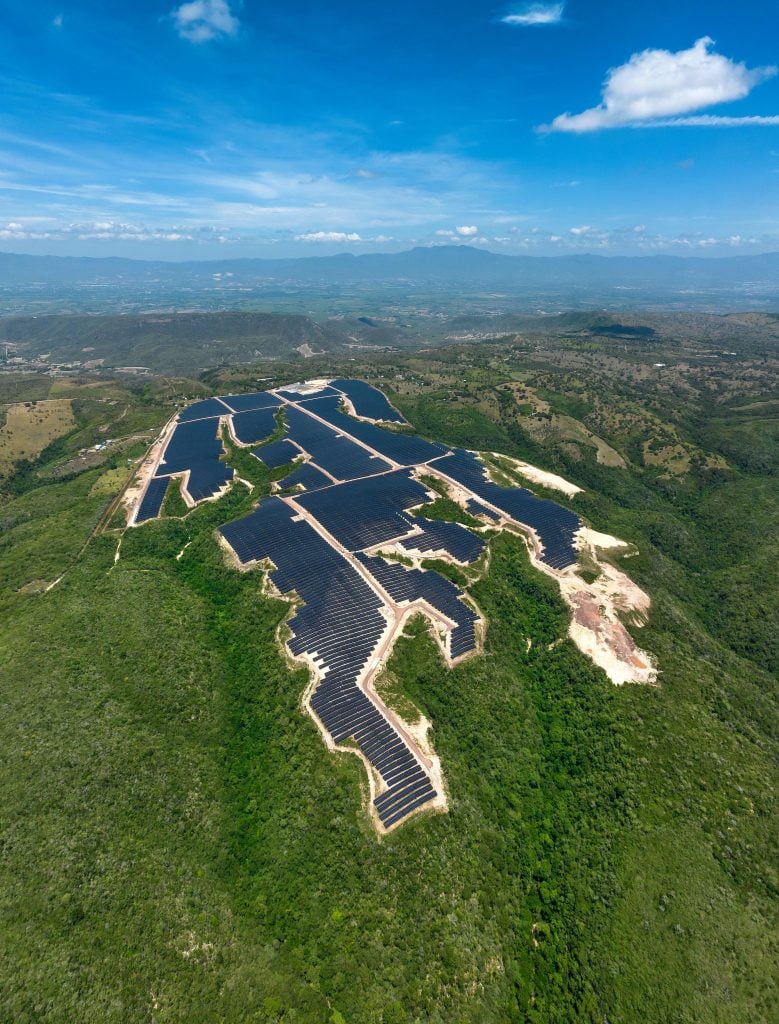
xmin=356 ymin=553 xmax=479 ymax=662
xmin=218 ymin=498 xmax=437 ymax=828
xmin=431 ymin=449 xmax=581 ymax=569
xmin=177 ymin=379 xmax=405 ymax=425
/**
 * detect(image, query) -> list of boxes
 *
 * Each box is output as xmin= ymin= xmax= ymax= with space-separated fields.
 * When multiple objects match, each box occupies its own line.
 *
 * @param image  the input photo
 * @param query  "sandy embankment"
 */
xmin=562 ymin=529 xmax=656 ymax=685
xmin=428 ymin=460 xmax=657 ymax=687
xmin=489 ymin=452 xmax=583 ymax=498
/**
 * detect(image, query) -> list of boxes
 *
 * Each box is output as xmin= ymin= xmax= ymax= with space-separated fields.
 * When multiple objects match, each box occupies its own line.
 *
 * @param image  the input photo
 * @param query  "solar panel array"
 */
xmin=281 ymin=461 xmax=331 ymax=492
xmin=399 ymin=516 xmax=485 ymax=564
xmin=296 ymin=469 xmax=431 ymax=552
xmin=177 ymin=398 xmax=229 ymax=422
xmin=218 ymin=497 xmax=436 ymax=828
xmin=466 ymin=498 xmax=499 ymax=520
xmin=284 ymin=405 xmax=391 ymax=481
xmin=309 ymin=397 xmax=447 ymax=467
xmin=330 ymin=379 xmax=407 ymax=423
xmin=277 ymin=385 xmax=341 ymax=402
xmin=219 ymin=391 xmax=281 ymax=413
xmin=252 ymin=438 xmax=299 ymax=469
xmin=433 ymin=450 xmax=580 ymax=569
xmin=155 ymin=419 xmax=234 ymax=502
xmin=357 ymin=553 xmax=479 ymax=661
xmin=135 ymin=379 xmax=583 ymax=828
xmin=135 ymin=476 xmax=169 ymax=523
xmin=231 ymin=407 xmax=278 ymax=445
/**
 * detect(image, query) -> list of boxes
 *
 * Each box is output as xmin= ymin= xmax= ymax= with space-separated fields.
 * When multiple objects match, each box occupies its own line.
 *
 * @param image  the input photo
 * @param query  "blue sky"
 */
xmin=0 ymin=0 xmax=778 ymax=258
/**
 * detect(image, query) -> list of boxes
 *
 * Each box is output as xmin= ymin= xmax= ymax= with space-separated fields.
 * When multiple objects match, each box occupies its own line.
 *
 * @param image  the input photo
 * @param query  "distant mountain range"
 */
xmin=1 ymin=244 xmax=778 ymax=288
xmin=1 ymin=245 xmax=778 ymax=315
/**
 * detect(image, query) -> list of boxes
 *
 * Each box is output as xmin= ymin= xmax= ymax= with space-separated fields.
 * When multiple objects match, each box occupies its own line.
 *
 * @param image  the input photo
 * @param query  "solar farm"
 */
xmin=132 ymin=379 xmax=583 ymax=831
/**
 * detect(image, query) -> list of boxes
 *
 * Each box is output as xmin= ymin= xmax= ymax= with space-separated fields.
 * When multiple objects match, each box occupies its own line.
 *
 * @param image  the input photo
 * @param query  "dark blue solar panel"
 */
xmin=304 ymin=396 xmax=446 ymax=466
xmin=218 ymin=497 xmax=434 ymax=825
xmin=281 ymin=461 xmax=331 ymax=492
xmin=433 ymin=450 xmax=581 ymax=569
xmin=231 ymin=407 xmax=278 ymax=444
xmin=177 ymin=398 xmax=229 ymax=422
xmin=277 ymin=385 xmax=341 ymax=402
xmin=186 ymin=462 xmax=233 ymax=502
xmin=284 ymin=405 xmax=391 ymax=481
xmin=357 ymin=551 xmax=479 ymax=660
xmin=252 ymin=438 xmax=299 ymax=468
xmin=400 ymin=517 xmax=484 ymax=564
xmin=157 ymin=419 xmax=223 ymax=475
xmin=219 ymin=391 xmax=280 ymax=413
xmin=155 ymin=418 xmax=234 ymax=502
xmin=296 ymin=469 xmax=430 ymax=552
xmin=466 ymin=498 xmax=499 ymax=520
xmin=135 ymin=476 xmax=168 ymax=523
xmin=331 ymin=379 xmax=406 ymax=423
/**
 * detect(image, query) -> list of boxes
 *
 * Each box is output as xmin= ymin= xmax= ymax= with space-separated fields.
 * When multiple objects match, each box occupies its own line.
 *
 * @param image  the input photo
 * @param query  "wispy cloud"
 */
xmin=651 ymin=114 xmax=779 ymax=127
xmin=502 ymin=3 xmax=565 ymax=27
xmin=171 ymin=0 xmax=239 ymax=43
xmin=543 ymin=37 xmax=777 ymax=132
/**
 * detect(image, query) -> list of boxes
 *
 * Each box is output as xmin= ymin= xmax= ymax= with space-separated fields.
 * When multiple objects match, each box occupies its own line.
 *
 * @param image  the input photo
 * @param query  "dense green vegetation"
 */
xmin=0 ymin=330 xmax=776 ymax=1023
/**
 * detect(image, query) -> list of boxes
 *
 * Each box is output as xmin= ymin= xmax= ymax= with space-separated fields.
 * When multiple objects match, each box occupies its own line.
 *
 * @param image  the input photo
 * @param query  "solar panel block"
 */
xmin=330 ymin=379 xmax=407 ymax=423
xmin=252 ymin=438 xmax=299 ymax=468
xmin=154 ymin=418 xmax=234 ymax=503
xmin=231 ymin=407 xmax=278 ymax=444
xmin=296 ymin=469 xmax=431 ymax=552
xmin=135 ymin=476 xmax=169 ymax=522
xmin=466 ymin=498 xmax=499 ymax=520
xmin=357 ymin=552 xmax=479 ymax=660
xmin=219 ymin=391 xmax=281 ymax=413
xmin=218 ymin=496 xmax=436 ymax=828
xmin=434 ymin=449 xmax=581 ymax=569
xmin=305 ymin=396 xmax=447 ymax=466
xmin=148 ymin=379 xmax=585 ymax=830
xmin=277 ymin=385 xmax=341 ymax=402
xmin=177 ymin=398 xmax=229 ymax=422
xmin=281 ymin=461 xmax=331 ymax=492
xmin=399 ymin=517 xmax=485 ymax=564
xmin=284 ymin=405 xmax=391 ymax=481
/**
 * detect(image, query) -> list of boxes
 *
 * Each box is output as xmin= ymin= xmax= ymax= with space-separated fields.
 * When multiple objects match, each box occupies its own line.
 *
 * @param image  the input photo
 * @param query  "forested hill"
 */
xmin=0 ymin=312 xmax=357 ymax=373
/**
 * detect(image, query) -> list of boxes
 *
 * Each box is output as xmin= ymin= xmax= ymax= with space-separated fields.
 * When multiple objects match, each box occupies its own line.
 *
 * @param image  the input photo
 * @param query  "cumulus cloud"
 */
xmin=171 ymin=0 xmax=239 ymax=43
xmin=295 ymin=231 xmax=362 ymax=242
xmin=544 ymin=37 xmax=777 ymax=132
xmin=502 ymin=3 xmax=564 ymax=26
xmin=456 ymin=225 xmax=479 ymax=236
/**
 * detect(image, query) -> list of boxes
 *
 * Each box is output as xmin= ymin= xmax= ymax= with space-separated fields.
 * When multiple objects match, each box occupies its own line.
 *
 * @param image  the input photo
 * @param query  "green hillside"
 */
xmin=0 ymin=335 xmax=776 ymax=1023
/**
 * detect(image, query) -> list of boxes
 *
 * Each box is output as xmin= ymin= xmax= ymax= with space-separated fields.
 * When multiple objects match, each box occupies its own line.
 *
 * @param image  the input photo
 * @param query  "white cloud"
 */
xmin=569 ymin=225 xmax=593 ymax=235
xmin=172 ymin=0 xmax=239 ymax=43
xmin=52 ymin=13 xmax=63 ymax=28
xmin=544 ymin=37 xmax=777 ymax=132
xmin=456 ymin=224 xmax=479 ymax=236
xmin=295 ymin=231 xmax=362 ymax=242
xmin=502 ymin=3 xmax=564 ymax=26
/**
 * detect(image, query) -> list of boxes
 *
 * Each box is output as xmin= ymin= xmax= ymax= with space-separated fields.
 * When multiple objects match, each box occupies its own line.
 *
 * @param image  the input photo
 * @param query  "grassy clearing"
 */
xmin=0 ymin=399 xmax=75 ymax=476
